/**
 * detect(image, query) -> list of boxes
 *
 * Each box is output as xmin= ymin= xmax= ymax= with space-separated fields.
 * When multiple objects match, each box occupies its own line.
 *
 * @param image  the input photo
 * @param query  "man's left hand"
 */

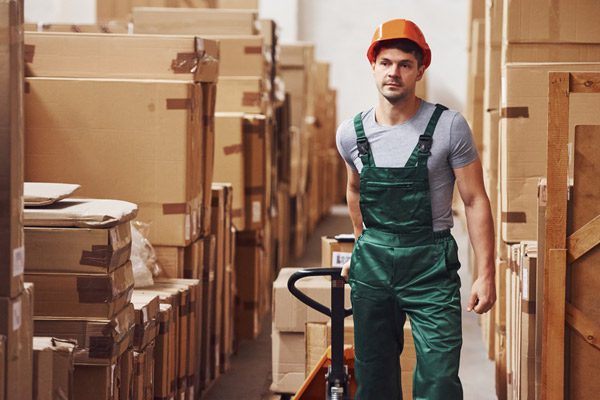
xmin=467 ymin=275 xmax=496 ymax=314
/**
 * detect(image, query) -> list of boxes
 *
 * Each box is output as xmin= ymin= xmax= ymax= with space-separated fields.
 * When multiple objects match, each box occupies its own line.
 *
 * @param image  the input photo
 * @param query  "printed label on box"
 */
xmin=331 ymin=252 xmax=352 ymax=268
xmin=252 ymin=201 xmax=261 ymax=223
xmin=522 ymin=266 xmax=529 ymax=300
xmin=185 ymin=214 xmax=191 ymax=241
xmin=12 ymin=299 xmax=22 ymax=331
xmin=12 ymin=246 xmax=24 ymax=277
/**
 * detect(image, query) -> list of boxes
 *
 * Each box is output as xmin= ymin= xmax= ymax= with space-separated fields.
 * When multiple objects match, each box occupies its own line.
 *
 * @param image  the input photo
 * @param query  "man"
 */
xmin=336 ymin=19 xmax=496 ymax=399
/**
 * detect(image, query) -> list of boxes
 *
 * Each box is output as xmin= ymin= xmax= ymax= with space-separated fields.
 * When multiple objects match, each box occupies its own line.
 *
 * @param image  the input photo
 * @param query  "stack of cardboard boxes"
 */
xmin=467 ymin=0 xmax=600 ymax=398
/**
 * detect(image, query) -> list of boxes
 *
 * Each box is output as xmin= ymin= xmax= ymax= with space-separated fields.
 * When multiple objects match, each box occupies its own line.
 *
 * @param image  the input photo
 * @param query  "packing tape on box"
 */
xmin=244 ymin=46 xmax=262 ymax=54
xmin=521 ymin=300 xmax=536 ymax=315
xmin=242 ymin=92 xmax=262 ymax=106
xmin=223 ymin=143 xmax=243 ymax=155
xmin=500 ymin=107 xmax=529 ymax=119
xmin=80 ymin=243 xmax=131 ymax=268
xmin=171 ymin=52 xmax=199 ymax=74
xmin=501 ymin=212 xmax=527 ymax=223
xmin=162 ymin=203 xmax=188 ymax=215
xmin=23 ymin=44 xmax=34 ymax=63
xmin=165 ymin=98 xmax=192 ymax=110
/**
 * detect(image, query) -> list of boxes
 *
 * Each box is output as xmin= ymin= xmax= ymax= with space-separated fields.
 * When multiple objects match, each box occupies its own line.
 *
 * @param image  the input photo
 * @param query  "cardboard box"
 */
xmin=142 ymin=340 xmax=155 ymax=400
xmin=26 ymin=261 xmax=134 ymax=319
xmin=503 ymin=0 xmax=600 ymax=44
xmin=73 ymin=362 xmax=120 ymax=400
xmin=25 ymin=77 xmax=204 ymax=246
xmin=210 ymin=185 xmax=226 ymax=378
xmin=24 ymin=221 xmax=132 ymax=274
xmin=320 ymin=236 xmax=354 ymax=267
xmin=519 ymin=242 xmax=536 ymax=400
xmin=0 ymin=0 xmax=25 ymax=299
xmin=24 ymin=32 xmax=219 ymax=83
xmin=133 ymin=7 xmax=258 ymax=36
xmin=280 ymin=43 xmax=314 ymax=129
xmin=132 ymin=349 xmax=145 ymax=400
xmin=0 ymin=282 xmax=34 ymax=400
xmin=203 ymin=35 xmax=266 ymax=77
xmin=500 ymin=62 xmax=600 ymax=242
xmin=130 ymin=292 xmax=160 ymax=351
xmin=214 ymin=113 xmax=266 ymax=231
xmin=270 ymin=327 xmax=305 ymax=394
xmin=34 ymin=303 xmax=135 ymax=365
xmin=153 ymin=304 xmax=175 ymax=400
xmin=36 ymin=22 xmax=129 ymax=34
xmin=216 ymin=77 xmax=268 ymax=114
xmin=234 ymin=231 xmax=263 ymax=340
xmin=184 ymin=238 xmax=204 ymax=280
xmin=32 ymin=337 xmax=75 ymax=400
xmin=155 ymin=246 xmax=185 ymax=279
xmin=200 ymin=235 xmax=215 ymax=388
xmin=273 ymin=268 xmax=351 ymax=333
xmin=504 ymin=43 xmax=600 ymax=63
xmin=200 ymin=82 xmax=217 ymax=237
xmin=119 ymin=349 xmax=134 ymax=400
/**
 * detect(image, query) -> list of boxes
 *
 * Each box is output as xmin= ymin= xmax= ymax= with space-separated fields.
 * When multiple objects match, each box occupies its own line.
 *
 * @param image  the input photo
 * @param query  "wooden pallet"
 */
xmin=542 ymin=72 xmax=600 ymax=400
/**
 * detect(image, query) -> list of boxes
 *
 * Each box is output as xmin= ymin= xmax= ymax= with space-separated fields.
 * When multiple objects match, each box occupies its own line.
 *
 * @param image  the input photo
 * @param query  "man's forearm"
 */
xmin=464 ymin=196 xmax=495 ymax=278
xmin=347 ymin=187 xmax=364 ymax=239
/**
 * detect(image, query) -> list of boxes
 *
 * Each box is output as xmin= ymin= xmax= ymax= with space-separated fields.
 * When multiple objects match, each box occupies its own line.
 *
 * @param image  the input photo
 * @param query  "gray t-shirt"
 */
xmin=336 ymin=100 xmax=478 ymax=231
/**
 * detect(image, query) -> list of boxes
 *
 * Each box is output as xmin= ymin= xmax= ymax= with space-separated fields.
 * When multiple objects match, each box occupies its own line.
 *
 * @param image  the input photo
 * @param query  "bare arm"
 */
xmin=345 ymin=163 xmax=363 ymax=239
xmin=454 ymin=158 xmax=496 ymax=314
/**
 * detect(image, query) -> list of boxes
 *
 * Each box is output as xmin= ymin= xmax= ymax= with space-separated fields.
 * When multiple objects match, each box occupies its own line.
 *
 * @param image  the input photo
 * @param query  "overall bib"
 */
xmin=349 ymin=105 xmax=463 ymax=400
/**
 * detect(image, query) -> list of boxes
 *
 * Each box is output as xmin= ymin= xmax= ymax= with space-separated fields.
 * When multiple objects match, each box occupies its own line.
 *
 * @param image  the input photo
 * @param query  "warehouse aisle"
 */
xmin=204 ymin=205 xmax=496 ymax=400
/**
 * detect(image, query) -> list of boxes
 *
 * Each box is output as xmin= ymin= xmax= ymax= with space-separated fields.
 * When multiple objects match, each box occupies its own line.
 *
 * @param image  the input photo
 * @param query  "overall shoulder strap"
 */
xmin=353 ymin=112 xmax=375 ymax=168
xmin=405 ymin=103 xmax=448 ymax=167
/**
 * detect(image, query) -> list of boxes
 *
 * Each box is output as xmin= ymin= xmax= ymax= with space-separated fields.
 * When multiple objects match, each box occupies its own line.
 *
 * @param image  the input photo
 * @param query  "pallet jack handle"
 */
xmin=288 ymin=268 xmax=353 ymax=400
xmin=287 ymin=268 xmax=353 ymax=318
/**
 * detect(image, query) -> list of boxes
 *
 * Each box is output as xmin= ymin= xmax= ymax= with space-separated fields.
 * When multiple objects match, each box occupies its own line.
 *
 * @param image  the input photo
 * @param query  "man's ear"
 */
xmin=416 ymin=65 xmax=425 ymax=81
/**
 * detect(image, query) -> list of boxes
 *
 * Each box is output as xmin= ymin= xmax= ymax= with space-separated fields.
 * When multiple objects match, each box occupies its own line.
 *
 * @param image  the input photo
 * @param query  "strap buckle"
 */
xmin=357 ymin=139 xmax=370 ymax=157
xmin=418 ymin=135 xmax=432 ymax=154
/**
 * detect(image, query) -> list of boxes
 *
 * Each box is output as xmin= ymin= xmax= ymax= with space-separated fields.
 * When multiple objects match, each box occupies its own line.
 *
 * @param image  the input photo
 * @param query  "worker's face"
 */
xmin=372 ymin=47 xmax=425 ymax=104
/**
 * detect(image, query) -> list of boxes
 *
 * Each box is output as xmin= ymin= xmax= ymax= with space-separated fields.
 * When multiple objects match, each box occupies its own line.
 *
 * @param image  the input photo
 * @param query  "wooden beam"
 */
xmin=566 ymin=303 xmax=600 ymax=352
xmin=569 ymin=72 xmax=600 ymax=94
xmin=567 ymin=214 xmax=600 ymax=263
xmin=541 ymin=72 xmax=570 ymax=400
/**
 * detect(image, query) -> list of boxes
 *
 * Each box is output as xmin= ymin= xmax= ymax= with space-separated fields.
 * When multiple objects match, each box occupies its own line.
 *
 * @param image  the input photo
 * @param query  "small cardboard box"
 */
xmin=273 ymin=268 xmax=351 ymax=333
xmin=73 ymin=362 xmax=120 ymax=400
xmin=130 ymin=292 xmax=160 ymax=352
xmin=32 ymin=337 xmax=76 ymax=400
xmin=270 ymin=326 xmax=304 ymax=394
xmin=26 ymin=261 xmax=134 ymax=319
xmin=320 ymin=236 xmax=354 ymax=267
xmin=133 ymin=7 xmax=258 ymax=36
xmin=24 ymin=32 xmax=219 ymax=82
xmin=0 ymin=283 xmax=34 ymax=400
xmin=34 ymin=303 xmax=135 ymax=365
xmin=25 ymin=221 xmax=132 ymax=274
xmin=0 ymin=0 xmax=25 ymax=299
xmin=25 ymin=77 xmax=204 ymax=246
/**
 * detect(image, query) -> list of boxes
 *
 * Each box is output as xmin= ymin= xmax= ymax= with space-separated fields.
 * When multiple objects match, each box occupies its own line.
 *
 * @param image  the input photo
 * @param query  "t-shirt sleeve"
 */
xmin=336 ymin=119 xmax=358 ymax=171
xmin=448 ymin=112 xmax=478 ymax=168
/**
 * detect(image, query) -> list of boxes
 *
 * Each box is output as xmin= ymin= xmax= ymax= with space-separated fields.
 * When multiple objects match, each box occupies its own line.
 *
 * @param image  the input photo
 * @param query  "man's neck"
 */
xmin=375 ymin=96 xmax=421 ymax=126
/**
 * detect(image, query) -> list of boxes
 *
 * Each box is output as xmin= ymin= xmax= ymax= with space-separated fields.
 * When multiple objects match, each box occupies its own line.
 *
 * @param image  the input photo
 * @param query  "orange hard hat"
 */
xmin=367 ymin=19 xmax=431 ymax=69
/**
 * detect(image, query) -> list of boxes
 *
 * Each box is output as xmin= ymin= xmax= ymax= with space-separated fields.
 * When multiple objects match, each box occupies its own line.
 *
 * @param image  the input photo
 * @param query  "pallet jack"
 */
xmin=287 ymin=268 xmax=355 ymax=400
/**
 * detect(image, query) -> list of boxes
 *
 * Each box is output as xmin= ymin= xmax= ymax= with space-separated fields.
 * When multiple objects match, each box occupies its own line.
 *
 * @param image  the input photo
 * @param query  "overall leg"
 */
xmin=350 ymin=240 xmax=403 ymax=400
xmin=393 ymin=238 xmax=463 ymax=400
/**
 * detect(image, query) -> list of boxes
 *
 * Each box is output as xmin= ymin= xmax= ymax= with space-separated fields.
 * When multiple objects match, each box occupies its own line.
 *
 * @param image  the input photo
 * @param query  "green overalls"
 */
xmin=349 ymin=104 xmax=463 ymax=400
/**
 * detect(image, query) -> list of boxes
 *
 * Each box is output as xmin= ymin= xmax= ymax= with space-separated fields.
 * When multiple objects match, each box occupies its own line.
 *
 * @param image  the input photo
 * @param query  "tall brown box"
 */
xmin=0 ymin=335 xmax=4 ymax=400
xmin=200 ymin=235 xmax=216 ymax=389
xmin=153 ymin=304 xmax=174 ymax=400
xmin=25 ymin=77 xmax=204 ymax=247
xmin=73 ymin=362 xmax=120 ymax=400
xmin=234 ymin=230 xmax=263 ymax=340
xmin=0 ymin=283 xmax=34 ymax=400
xmin=210 ymin=186 xmax=226 ymax=377
xmin=0 ymin=0 xmax=25 ymax=299
xmin=32 ymin=337 xmax=75 ymax=400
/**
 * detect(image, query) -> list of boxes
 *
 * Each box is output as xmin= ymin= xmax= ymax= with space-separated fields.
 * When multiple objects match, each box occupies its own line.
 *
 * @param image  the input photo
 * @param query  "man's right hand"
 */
xmin=341 ymin=260 xmax=351 ymax=282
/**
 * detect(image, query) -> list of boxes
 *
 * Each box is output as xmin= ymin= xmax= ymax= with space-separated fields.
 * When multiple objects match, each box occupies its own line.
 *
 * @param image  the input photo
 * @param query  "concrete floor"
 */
xmin=204 ymin=205 xmax=496 ymax=399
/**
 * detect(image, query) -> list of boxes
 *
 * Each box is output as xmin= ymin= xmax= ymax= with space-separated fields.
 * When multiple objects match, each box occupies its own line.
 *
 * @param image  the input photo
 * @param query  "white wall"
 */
xmin=25 ymin=0 xmax=95 ymax=24
xmin=295 ymin=0 xmax=470 ymax=124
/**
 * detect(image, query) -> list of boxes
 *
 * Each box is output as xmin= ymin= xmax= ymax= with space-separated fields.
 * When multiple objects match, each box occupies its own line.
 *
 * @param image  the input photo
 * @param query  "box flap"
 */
xmin=24 ymin=182 xmax=80 ymax=206
xmin=24 ymin=198 xmax=138 ymax=228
